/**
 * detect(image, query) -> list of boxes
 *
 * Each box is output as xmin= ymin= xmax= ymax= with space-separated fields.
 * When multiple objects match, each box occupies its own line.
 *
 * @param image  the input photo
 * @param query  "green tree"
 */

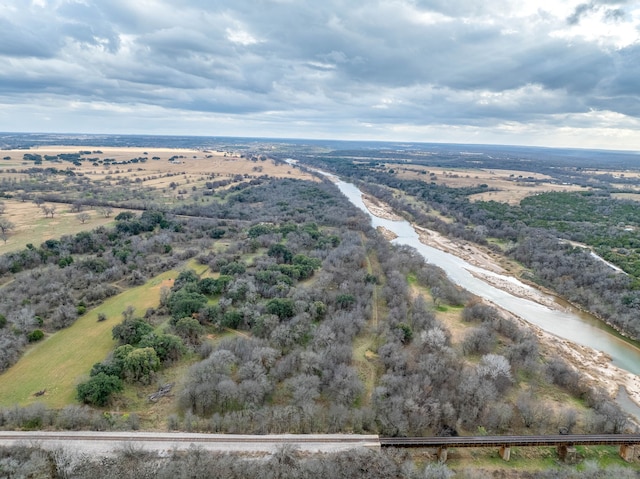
xmin=265 ymin=298 xmax=295 ymax=319
xmin=139 ymin=333 xmax=185 ymax=363
xmin=76 ymin=373 xmax=123 ymax=406
xmin=174 ymin=317 xmax=204 ymax=345
xmin=168 ymin=290 xmax=207 ymax=321
xmin=122 ymin=347 xmax=160 ymax=384
xmin=172 ymin=269 xmax=200 ymax=291
xmin=112 ymin=318 xmax=154 ymax=345
xmin=395 ymin=323 xmax=413 ymax=344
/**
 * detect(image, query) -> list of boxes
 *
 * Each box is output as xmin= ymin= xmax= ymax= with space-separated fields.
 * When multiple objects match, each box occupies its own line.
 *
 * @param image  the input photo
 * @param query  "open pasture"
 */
xmin=0 ymin=199 xmax=121 ymax=254
xmin=389 ymin=164 xmax=586 ymax=204
xmin=0 ymin=146 xmax=316 ymax=253
xmin=1 ymin=146 xmax=313 ymax=185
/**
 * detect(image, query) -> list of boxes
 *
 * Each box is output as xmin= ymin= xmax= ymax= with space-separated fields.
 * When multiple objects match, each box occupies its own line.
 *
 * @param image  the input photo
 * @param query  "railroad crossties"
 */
xmin=380 ymin=434 xmax=640 ymax=463
xmin=1 ymin=432 xmax=638 ymax=463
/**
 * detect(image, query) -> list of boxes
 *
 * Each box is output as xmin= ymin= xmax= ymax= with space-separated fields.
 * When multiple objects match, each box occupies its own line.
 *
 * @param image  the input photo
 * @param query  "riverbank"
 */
xmin=360 ymin=193 xmax=640 ymax=412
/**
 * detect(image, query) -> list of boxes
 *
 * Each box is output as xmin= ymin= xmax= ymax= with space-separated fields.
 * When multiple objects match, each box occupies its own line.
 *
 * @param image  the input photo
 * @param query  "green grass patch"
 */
xmin=445 ymin=445 xmax=639 ymax=475
xmin=0 ymin=269 xmax=178 ymax=408
xmin=352 ymin=336 xmax=378 ymax=406
xmin=184 ymin=258 xmax=209 ymax=276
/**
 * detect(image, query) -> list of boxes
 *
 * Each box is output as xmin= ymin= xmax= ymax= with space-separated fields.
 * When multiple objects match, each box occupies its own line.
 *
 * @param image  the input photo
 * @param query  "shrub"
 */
xmin=76 ymin=373 xmax=123 ymax=406
xmin=112 ymin=318 xmax=154 ymax=345
xmin=27 ymin=329 xmax=44 ymax=342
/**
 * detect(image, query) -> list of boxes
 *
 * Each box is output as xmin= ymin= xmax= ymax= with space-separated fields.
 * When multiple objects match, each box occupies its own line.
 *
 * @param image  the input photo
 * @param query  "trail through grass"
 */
xmin=0 ymin=269 xmax=178 ymax=408
xmin=352 ymin=234 xmax=384 ymax=405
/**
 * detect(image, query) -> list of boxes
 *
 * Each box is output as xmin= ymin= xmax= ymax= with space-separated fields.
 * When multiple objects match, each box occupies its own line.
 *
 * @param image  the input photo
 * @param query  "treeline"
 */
xmin=0 ymin=443 xmax=637 ymax=479
xmin=300 ymin=157 xmax=640 ymax=339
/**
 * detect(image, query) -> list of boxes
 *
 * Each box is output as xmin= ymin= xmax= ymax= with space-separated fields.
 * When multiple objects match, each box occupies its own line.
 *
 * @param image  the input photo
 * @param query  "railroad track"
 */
xmin=380 ymin=434 xmax=640 ymax=448
xmin=0 ymin=432 xmax=380 ymax=455
xmin=1 ymin=432 xmax=638 ymax=462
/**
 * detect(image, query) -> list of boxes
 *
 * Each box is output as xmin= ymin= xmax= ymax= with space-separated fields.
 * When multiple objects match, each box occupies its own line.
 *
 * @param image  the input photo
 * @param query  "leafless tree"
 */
xmin=41 ymin=204 xmax=56 ymax=218
xmin=99 ymin=206 xmax=114 ymax=217
xmin=0 ymin=218 xmax=14 ymax=243
xmin=77 ymin=212 xmax=91 ymax=224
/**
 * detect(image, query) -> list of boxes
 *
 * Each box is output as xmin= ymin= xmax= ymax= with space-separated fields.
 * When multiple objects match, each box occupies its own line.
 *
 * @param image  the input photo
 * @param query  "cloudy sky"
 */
xmin=1 ymin=0 xmax=640 ymax=150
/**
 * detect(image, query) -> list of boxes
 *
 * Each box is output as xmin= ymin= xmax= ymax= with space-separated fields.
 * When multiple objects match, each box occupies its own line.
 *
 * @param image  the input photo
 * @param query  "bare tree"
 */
xmin=12 ymin=306 xmax=36 ymax=333
xmin=77 ymin=212 xmax=91 ymax=224
xmin=0 ymin=218 xmax=14 ymax=243
xmin=41 ymin=204 xmax=56 ymax=218
xmin=98 ymin=206 xmax=114 ymax=218
xmin=122 ymin=305 xmax=136 ymax=321
xmin=71 ymin=200 xmax=83 ymax=213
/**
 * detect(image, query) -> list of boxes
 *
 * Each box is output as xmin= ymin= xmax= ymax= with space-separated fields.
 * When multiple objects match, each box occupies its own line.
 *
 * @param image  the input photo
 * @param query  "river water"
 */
xmin=332 ymin=178 xmax=640 ymax=417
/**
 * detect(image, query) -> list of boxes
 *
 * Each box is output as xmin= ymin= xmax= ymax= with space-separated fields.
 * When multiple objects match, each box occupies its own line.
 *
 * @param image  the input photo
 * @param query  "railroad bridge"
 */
xmin=380 ymin=434 xmax=640 ymax=462
xmin=0 ymin=432 xmax=638 ymax=463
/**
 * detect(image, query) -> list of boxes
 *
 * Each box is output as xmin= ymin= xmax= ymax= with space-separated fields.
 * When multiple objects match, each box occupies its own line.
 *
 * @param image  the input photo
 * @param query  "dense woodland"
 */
xmin=0 ymin=137 xmax=638 ymax=476
xmin=299 ymin=154 xmax=640 ymax=340
xmin=0 ymin=173 xmax=629 ymax=437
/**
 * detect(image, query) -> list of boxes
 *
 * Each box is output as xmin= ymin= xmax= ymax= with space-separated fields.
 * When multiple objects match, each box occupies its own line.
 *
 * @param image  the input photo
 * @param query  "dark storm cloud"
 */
xmin=567 ymin=0 xmax=629 ymax=24
xmin=0 ymin=0 xmax=638 ymax=146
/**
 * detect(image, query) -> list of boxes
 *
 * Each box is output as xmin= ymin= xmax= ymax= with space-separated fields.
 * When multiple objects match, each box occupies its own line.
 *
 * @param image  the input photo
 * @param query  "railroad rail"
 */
xmin=380 ymin=434 xmax=640 ymax=448
xmin=0 ymin=432 xmax=638 ymax=462
xmin=381 ymin=434 xmax=640 ymax=462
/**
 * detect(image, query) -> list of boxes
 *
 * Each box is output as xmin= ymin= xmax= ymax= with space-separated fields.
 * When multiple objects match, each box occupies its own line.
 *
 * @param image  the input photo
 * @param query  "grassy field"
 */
xmin=0 ymin=199 xmax=120 ymax=254
xmin=0 ymin=146 xmax=317 ymax=253
xmin=0 ymin=269 xmax=178 ymax=408
xmin=390 ymin=164 xmax=586 ymax=205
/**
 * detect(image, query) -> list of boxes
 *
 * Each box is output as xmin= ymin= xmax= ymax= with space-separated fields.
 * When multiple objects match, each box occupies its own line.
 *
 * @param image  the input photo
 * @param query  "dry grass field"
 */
xmin=1 ymin=146 xmax=313 ymax=185
xmin=612 ymin=193 xmax=640 ymax=202
xmin=0 ymin=199 xmax=121 ymax=254
xmin=0 ymin=146 xmax=316 ymax=253
xmin=389 ymin=164 xmax=586 ymax=204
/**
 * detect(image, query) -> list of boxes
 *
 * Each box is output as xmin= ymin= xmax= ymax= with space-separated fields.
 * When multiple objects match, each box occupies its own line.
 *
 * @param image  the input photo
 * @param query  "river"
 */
xmin=331 ymin=177 xmax=640 ymax=418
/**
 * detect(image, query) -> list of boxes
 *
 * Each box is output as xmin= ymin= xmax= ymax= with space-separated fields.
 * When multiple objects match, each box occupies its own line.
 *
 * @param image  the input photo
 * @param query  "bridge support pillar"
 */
xmin=499 ymin=445 xmax=511 ymax=461
xmin=619 ymin=445 xmax=635 ymax=462
xmin=557 ymin=445 xmax=578 ymax=463
xmin=437 ymin=447 xmax=448 ymax=463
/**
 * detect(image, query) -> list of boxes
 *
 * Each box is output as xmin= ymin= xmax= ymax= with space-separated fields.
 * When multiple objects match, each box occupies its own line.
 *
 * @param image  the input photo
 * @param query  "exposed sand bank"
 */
xmin=361 ymin=192 xmax=640 ymax=410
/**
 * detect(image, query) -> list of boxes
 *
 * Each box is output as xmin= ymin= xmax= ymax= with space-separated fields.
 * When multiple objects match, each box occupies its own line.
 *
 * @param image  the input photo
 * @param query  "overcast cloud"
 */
xmin=0 ymin=0 xmax=639 ymax=149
